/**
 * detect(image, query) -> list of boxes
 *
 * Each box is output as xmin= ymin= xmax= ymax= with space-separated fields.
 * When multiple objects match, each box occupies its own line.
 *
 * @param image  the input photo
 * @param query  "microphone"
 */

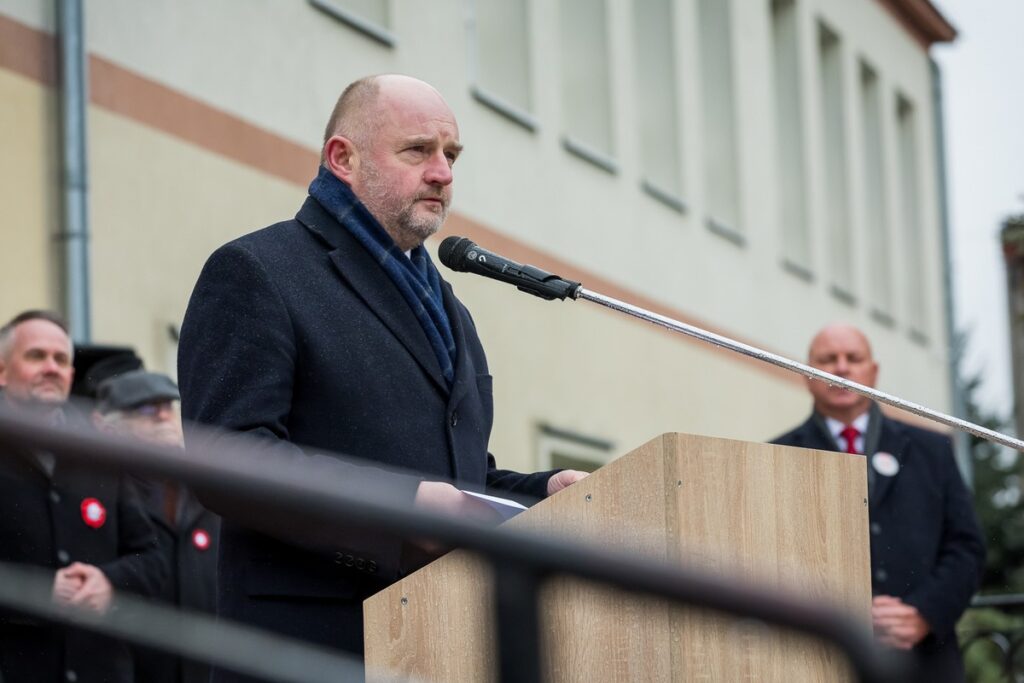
xmin=438 ymin=236 xmax=581 ymax=301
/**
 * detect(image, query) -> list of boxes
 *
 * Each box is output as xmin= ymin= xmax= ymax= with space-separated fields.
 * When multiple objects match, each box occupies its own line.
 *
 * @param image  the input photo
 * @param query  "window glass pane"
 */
xmin=860 ymin=63 xmax=893 ymax=317
xmin=634 ymin=0 xmax=681 ymax=194
xmin=474 ymin=0 xmax=531 ymax=114
xmin=698 ymin=0 xmax=740 ymax=230
xmin=897 ymin=95 xmax=927 ymax=336
xmin=772 ymin=0 xmax=810 ymax=268
xmin=560 ymin=0 xmax=614 ymax=158
xmin=537 ymin=426 xmax=613 ymax=473
xmin=818 ymin=22 xmax=853 ymax=295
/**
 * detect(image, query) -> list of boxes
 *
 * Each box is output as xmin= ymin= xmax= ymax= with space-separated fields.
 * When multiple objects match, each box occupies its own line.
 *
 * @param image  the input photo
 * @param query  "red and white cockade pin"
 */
xmin=80 ymin=498 xmax=107 ymax=529
xmin=192 ymin=528 xmax=211 ymax=551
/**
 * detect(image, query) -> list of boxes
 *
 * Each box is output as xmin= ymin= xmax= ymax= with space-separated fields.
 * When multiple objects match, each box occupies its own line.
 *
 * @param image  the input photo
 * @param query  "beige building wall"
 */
xmin=0 ymin=69 xmax=59 ymax=315
xmin=0 ymin=0 xmax=955 ymax=473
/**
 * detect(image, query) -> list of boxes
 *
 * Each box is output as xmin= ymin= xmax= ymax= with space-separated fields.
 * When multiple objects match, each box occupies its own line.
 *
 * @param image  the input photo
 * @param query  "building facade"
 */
xmin=0 ymin=0 xmax=956 ymax=472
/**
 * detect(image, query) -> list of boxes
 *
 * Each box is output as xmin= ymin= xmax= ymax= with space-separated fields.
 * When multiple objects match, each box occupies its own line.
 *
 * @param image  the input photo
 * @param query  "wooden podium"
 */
xmin=364 ymin=433 xmax=871 ymax=681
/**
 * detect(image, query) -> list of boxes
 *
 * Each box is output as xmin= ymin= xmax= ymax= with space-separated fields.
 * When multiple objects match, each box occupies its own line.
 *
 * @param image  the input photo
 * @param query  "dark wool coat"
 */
xmin=132 ymin=480 xmax=219 ymax=683
xmin=0 ymin=411 xmax=168 ymax=683
xmin=178 ymin=197 xmax=554 ymax=681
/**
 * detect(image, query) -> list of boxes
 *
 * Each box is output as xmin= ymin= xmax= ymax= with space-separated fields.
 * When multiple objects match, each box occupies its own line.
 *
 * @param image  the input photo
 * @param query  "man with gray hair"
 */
xmin=94 ymin=369 xmax=219 ymax=683
xmin=0 ymin=310 xmax=167 ymax=683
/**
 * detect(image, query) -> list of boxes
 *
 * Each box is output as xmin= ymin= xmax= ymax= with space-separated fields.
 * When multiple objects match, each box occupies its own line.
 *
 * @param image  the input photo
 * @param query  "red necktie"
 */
xmin=840 ymin=425 xmax=860 ymax=454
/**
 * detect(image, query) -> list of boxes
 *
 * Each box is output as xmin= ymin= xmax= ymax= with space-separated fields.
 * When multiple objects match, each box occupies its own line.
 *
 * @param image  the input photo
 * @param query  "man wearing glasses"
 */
xmin=94 ymin=370 xmax=219 ymax=683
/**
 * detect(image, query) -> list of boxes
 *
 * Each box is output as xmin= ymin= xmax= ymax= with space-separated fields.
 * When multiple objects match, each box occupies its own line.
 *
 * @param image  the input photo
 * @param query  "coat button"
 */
xmin=57 ymin=550 xmax=70 ymax=565
xmin=870 ymin=523 xmax=881 ymax=536
xmin=65 ymin=670 xmax=78 ymax=682
xmin=50 ymin=490 xmax=61 ymax=504
xmin=450 ymin=412 xmax=459 ymax=427
xmin=875 ymin=569 xmax=887 ymax=582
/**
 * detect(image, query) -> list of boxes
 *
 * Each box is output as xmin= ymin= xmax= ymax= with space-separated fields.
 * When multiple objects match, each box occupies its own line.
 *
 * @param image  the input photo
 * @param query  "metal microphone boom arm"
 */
xmin=439 ymin=236 xmax=1023 ymax=452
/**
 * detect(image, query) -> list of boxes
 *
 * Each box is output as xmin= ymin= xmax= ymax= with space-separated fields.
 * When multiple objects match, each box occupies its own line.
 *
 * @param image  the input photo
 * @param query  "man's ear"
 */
xmin=323 ymin=135 xmax=359 ymax=185
xmin=0 ymin=358 xmax=7 ymax=388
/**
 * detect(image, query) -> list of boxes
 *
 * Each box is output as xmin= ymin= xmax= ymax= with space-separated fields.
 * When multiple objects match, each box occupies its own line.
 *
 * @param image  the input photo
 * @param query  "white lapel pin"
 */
xmin=871 ymin=452 xmax=900 ymax=477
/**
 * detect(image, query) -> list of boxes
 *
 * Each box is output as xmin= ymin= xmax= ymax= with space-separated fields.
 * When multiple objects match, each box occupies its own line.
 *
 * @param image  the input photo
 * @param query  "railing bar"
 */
xmin=493 ymin=563 xmax=543 ymax=683
xmin=0 ymin=561 xmax=363 ymax=683
xmin=0 ymin=410 xmax=908 ymax=683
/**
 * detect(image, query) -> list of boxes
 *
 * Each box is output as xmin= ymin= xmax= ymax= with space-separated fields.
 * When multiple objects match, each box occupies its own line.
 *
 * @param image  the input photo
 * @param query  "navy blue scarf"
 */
xmin=308 ymin=167 xmax=457 ymax=387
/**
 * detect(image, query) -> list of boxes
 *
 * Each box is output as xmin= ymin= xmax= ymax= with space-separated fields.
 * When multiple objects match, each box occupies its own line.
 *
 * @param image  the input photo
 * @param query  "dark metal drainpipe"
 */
xmin=57 ymin=0 xmax=91 ymax=343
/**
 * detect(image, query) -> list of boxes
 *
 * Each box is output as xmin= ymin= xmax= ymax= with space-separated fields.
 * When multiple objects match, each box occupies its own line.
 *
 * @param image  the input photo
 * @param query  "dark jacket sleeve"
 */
xmin=902 ymin=436 xmax=986 ymax=635
xmin=178 ymin=241 xmax=421 ymax=579
xmin=486 ymin=457 xmax=558 ymax=501
xmin=98 ymin=477 xmax=170 ymax=598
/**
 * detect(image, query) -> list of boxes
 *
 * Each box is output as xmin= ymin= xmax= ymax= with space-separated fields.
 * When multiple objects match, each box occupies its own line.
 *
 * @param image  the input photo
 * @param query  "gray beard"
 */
xmin=357 ymin=163 xmax=447 ymax=249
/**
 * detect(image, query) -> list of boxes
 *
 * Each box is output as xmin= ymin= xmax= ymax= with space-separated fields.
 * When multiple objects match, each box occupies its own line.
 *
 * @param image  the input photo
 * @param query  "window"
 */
xmin=818 ymin=22 xmax=854 ymax=301
xmin=633 ymin=0 xmax=684 ymax=210
xmin=896 ymin=94 xmax=928 ymax=342
xmin=536 ymin=424 xmax=613 ymax=474
xmin=859 ymin=62 xmax=894 ymax=323
xmin=697 ymin=0 xmax=741 ymax=239
xmin=771 ymin=0 xmax=811 ymax=274
xmin=559 ymin=0 xmax=616 ymax=172
xmin=470 ymin=0 xmax=535 ymax=129
xmin=309 ymin=0 xmax=394 ymax=46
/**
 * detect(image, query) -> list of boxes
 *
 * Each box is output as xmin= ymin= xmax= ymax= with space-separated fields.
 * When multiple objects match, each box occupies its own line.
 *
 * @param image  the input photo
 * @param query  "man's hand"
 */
xmin=546 ymin=470 xmax=589 ymax=496
xmin=57 ymin=562 xmax=114 ymax=614
xmin=52 ymin=568 xmax=84 ymax=605
xmin=413 ymin=481 xmax=503 ymax=522
xmin=412 ymin=481 xmax=505 ymax=553
xmin=871 ymin=595 xmax=930 ymax=649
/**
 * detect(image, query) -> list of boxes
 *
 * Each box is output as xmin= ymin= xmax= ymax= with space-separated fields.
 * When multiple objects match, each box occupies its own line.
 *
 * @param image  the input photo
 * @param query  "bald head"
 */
xmin=321 ymin=76 xmax=381 ymax=158
xmin=808 ymin=324 xmax=873 ymax=362
xmin=805 ymin=323 xmax=879 ymax=423
xmin=321 ymin=75 xmax=451 ymax=161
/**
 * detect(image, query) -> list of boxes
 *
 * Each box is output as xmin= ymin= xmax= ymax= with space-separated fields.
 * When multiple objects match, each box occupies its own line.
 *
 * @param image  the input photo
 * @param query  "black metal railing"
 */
xmin=0 ymin=407 xmax=917 ymax=682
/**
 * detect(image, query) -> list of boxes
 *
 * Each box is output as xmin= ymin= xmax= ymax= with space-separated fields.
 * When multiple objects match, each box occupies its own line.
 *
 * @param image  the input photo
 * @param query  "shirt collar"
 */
xmin=824 ymin=411 xmax=870 ymax=441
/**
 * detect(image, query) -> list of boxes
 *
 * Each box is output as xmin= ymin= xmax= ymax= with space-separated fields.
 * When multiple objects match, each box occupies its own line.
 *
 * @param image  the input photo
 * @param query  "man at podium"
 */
xmin=772 ymin=323 xmax=985 ymax=682
xmin=178 ymin=74 xmax=586 ymax=682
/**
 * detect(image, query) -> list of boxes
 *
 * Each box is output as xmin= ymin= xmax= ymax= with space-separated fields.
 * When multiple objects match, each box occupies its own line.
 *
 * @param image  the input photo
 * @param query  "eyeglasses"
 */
xmin=127 ymin=401 xmax=174 ymax=418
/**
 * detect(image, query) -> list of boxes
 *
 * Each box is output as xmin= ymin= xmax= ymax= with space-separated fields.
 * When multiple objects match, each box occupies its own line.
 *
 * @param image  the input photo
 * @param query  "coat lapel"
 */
xmin=441 ymin=280 xmax=473 ymax=480
xmin=296 ymin=198 xmax=449 ymax=396
xmin=442 ymin=280 xmax=474 ymax=408
xmin=177 ymin=488 xmax=205 ymax=529
xmin=799 ymin=414 xmax=841 ymax=452
xmin=867 ymin=414 xmax=909 ymax=507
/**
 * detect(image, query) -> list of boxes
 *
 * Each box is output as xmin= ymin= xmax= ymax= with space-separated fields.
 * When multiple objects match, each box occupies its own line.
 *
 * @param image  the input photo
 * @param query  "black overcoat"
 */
xmin=0 ymin=414 xmax=168 ymax=683
xmin=178 ymin=197 xmax=554 ymax=677
xmin=132 ymin=480 xmax=219 ymax=683
xmin=772 ymin=407 xmax=985 ymax=682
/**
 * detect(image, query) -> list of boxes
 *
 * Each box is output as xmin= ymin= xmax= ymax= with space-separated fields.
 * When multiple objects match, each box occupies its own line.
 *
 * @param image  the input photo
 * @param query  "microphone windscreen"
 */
xmin=438 ymin=236 xmax=474 ymax=271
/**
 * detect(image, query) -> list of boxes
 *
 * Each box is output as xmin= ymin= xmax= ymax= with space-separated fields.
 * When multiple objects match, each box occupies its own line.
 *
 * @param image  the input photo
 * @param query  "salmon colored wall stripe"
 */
xmin=0 ymin=14 xmax=56 ymax=86
xmin=89 ymin=55 xmax=319 ymax=186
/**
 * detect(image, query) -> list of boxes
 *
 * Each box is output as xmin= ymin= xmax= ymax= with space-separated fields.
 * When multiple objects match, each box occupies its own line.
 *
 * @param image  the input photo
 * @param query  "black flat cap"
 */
xmin=96 ymin=370 xmax=180 ymax=414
